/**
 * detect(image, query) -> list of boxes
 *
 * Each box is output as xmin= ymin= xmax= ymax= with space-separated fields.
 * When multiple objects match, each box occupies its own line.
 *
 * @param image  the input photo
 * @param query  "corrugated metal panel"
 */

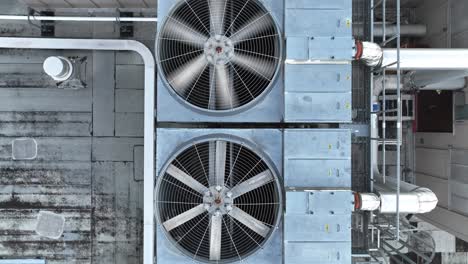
xmin=0 ymin=260 xmax=45 ymax=264
xmin=20 ymin=0 xmax=156 ymax=9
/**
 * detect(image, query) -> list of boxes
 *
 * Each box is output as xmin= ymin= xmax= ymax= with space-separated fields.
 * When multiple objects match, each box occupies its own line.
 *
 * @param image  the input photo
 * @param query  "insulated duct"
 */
xmin=358 ymin=42 xmax=468 ymax=70
xmin=382 ymin=49 xmax=468 ymax=70
xmin=373 ymin=74 xmax=467 ymax=94
xmin=354 ymin=24 xmax=427 ymax=38
xmin=355 ymin=176 xmax=439 ymax=214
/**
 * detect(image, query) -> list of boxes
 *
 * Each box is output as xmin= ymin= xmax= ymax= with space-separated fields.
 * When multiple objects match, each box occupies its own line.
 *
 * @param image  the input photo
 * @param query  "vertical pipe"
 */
xmin=383 ymin=67 xmax=386 ymax=184
xmin=396 ymin=0 xmax=401 ymax=241
xmin=382 ymin=0 xmax=386 ymax=43
xmin=370 ymin=0 xmax=375 ymax=192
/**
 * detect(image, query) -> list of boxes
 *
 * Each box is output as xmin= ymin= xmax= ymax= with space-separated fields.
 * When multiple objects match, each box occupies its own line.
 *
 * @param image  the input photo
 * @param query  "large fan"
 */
xmin=156 ymin=138 xmax=282 ymax=263
xmin=157 ymin=0 xmax=282 ymax=111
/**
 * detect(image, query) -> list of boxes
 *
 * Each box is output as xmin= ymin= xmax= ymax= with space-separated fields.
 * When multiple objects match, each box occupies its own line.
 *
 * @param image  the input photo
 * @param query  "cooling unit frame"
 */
xmin=155 ymin=128 xmax=283 ymax=264
xmin=156 ymin=0 xmax=285 ymax=123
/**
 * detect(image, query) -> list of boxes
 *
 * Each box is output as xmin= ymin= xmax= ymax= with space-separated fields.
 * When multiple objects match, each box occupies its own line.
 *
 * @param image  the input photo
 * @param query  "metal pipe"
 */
xmin=396 ymin=0 xmax=402 ymax=239
xmin=373 ymin=75 xmax=467 ymax=94
xmin=366 ymin=24 xmax=427 ymax=38
xmin=0 ymin=14 xmax=157 ymax=22
xmin=370 ymin=0 xmax=375 ymax=192
xmin=373 ymin=175 xmax=438 ymax=214
xmin=0 ymin=37 xmax=156 ymax=264
xmin=383 ymin=49 xmax=468 ymax=70
xmin=407 ymin=70 xmax=468 ymax=89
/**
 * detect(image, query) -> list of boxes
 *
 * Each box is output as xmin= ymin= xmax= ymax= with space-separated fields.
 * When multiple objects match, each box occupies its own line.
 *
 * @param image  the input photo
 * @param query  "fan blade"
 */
xmin=164 ymin=18 xmax=208 ymax=48
xmin=228 ymin=206 xmax=270 ymax=237
xmin=163 ymin=204 xmax=206 ymax=232
xmin=215 ymin=64 xmax=237 ymax=108
xmin=168 ymin=55 xmax=207 ymax=94
xmin=230 ymin=13 xmax=270 ymax=44
xmin=208 ymin=66 xmax=217 ymax=110
xmin=209 ymin=0 xmax=227 ymax=35
xmin=166 ymin=164 xmax=208 ymax=194
xmin=230 ymin=170 xmax=273 ymax=198
xmin=231 ymin=53 xmax=276 ymax=81
xmin=214 ymin=141 xmax=227 ymax=186
xmin=209 ymin=214 xmax=222 ymax=261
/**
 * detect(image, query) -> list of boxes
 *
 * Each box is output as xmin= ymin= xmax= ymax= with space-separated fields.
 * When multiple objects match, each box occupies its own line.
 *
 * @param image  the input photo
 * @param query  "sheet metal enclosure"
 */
xmin=284 ymin=129 xmax=352 ymax=188
xmin=283 ymin=129 xmax=353 ymax=264
xmin=284 ymin=0 xmax=354 ymax=123
xmin=155 ymin=128 xmax=283 ymax=264
xmin=156 ymin=0 xmax=284 ymax=123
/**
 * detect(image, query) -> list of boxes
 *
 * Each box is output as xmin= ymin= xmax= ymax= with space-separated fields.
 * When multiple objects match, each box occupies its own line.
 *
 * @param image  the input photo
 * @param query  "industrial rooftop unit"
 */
xmin=1 ymin=0 xmax=468 ymax=263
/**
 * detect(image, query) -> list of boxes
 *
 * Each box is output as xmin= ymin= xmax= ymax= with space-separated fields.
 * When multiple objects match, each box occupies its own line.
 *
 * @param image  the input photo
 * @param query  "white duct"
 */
xmin=354 ymin=24 xmax=427 ymax=38
xmin=0 ymin=14 xmax=157 ymax=22
xmin=373 ymin=75 xmax=467 ymax=95
xmin=0 ymin=37 xmax=156 ymax=264
xmin=358 ymin=193 xmax=381 ymax=211
xmin=356 ymin=180 xmax=438 ymax=214
xmin=374 ymin=176 xmax=438 ymax=214
xmin=358 ymin=41 xmax=383 ymax=68
xmin=383 ymin=49 xmax=468 ymax=70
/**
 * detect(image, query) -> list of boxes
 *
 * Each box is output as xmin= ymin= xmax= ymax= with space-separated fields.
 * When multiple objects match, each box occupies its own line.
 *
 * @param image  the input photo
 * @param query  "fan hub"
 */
xmin=204 ymin=35 xmax=234 ymax=65
xmin=203 ymin=186 xmax=233 ymax=215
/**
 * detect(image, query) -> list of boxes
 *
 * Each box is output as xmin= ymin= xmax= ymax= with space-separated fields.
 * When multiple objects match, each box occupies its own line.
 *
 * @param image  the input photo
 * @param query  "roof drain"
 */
xmin=0 ymin=37 xmax=155 ymax=264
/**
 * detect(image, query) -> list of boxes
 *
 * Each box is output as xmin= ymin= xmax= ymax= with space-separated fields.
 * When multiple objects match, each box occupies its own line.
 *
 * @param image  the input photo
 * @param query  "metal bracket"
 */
xmin=119 ymin=12 xmax=134 ymax=38
xmin=39 ymin=11 xmax=55 ymax=37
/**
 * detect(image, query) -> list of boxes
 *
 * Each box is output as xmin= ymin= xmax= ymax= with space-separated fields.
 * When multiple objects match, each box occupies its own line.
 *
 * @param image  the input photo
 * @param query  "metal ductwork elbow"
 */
xmin=355 ymin=40 xmax=383 ymax=68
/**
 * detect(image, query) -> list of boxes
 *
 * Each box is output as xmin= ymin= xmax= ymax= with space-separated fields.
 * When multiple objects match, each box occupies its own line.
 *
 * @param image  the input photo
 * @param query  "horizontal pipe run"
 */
xmin=408 ymin=70 xmax=468 ymax=88
xmin=354 ymin=24 xmax=427 ymax=37
xmin=373 ymin=75 xmax=467 ymax=94
xmin=0 ymin=15 xmax=157 ymax=22
xmin=383 ymin=49 xmax=468 ymax=70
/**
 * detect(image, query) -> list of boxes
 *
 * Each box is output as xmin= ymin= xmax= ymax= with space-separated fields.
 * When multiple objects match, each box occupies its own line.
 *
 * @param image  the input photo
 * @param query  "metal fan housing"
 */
xmin=156 ymin=0 xmax=284 ymax=123
xmin=155 ymin=128 xmax=283 ymax=264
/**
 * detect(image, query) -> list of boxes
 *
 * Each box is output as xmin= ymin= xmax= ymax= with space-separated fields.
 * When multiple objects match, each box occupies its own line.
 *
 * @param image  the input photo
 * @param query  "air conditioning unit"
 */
xmin=155 ymin=128 xmax=283 ymax=263
xmin=156 ymin=0 xmax=284 ymax=123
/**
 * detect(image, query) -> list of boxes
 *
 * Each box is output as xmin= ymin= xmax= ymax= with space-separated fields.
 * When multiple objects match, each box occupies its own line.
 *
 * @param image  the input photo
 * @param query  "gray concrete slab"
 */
xmin=92 ymin=137 xmax=143 ymax=161
xmin=93 ymin=51 xmax=115 ymax=137
xmin=115 ymin=113 xmax=144 ymax=137
xmin=116 ymin=65 xmax=145 ymax=89
xmin=115 ymin=89 xmax=144 ymax=113
xmin=0 ymin=112 xmax=92 ymax=137
xmin=0 ymin=88 xmax=92 ymax=112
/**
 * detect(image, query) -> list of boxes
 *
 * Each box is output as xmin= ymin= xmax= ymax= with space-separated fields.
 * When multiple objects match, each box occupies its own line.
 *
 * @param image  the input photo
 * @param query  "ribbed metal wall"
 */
xmin=20 ymin=0 xmax=156 ymax=9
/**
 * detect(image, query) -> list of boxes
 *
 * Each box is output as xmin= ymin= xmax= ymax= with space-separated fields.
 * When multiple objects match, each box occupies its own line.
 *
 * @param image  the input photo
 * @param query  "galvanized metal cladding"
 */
xmin=156 ymin=0 xmax=281 ymax=111
xmin=156 ymin=137 xmax=282 ymax=263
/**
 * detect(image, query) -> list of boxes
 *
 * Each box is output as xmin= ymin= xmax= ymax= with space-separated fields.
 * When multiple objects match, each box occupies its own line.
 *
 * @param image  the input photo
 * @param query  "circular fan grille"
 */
xmin=157 ymin=0 xmax=282 ymax=111
xmin=156 ymin=138 xmax=282 ymax=263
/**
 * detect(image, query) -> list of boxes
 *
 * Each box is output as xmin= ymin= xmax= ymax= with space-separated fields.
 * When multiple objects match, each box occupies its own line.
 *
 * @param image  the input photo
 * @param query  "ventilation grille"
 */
xmin=156 ymin=139 xmax=281 ymax=263
xmin=157 ymin=0 xmax=281 ymax=112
